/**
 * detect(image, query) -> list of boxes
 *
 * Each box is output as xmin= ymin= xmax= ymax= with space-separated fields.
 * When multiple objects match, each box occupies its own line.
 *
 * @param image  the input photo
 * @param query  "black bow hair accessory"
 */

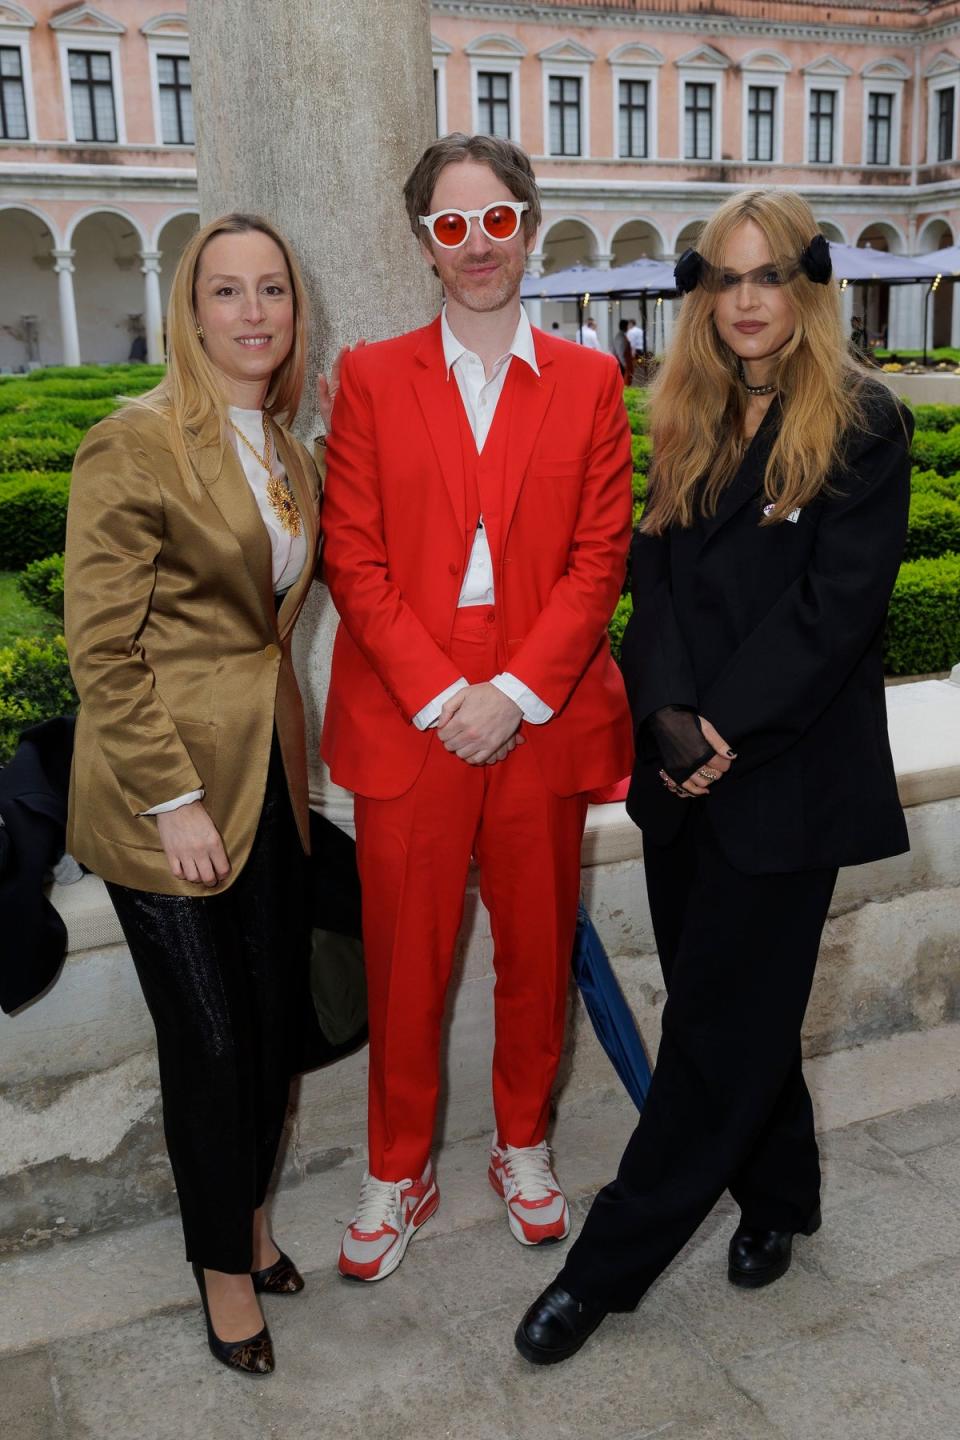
xmin=674 ymin=235 xmax=833 ymax=294
xmin=800 ymin=233 xmax=832 ymax=284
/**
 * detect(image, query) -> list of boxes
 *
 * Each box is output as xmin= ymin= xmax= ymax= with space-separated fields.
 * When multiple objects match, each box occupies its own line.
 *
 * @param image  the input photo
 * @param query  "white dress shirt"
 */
xmin=143 ymin=408 xmax=307 ymax=816
xmin=626 ymin=324 xmax=644 ymax=353
xmin=411 ymin=308 xmax=553 ymax=731
xmin=579 ymin=326 xmax=601 ymax=350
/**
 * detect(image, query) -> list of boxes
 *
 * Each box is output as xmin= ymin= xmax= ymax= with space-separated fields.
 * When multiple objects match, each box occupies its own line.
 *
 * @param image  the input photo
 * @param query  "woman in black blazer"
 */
xmin=515 ymin=187 xmax=914 ymax=1364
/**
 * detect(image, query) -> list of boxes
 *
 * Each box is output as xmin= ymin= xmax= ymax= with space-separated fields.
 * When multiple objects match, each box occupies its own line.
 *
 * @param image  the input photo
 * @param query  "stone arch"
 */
xmin=609 ymin=217 xmax=666 ymax=265
xmin=855 ymin=220 xmax=906 ymax=255
xmin=815 ymin=219 xmax=847 ymax=244
xmin=672 ymin=219 xmax=708 ymax=255
xmin=918 ymin=216 xmax=954 ymax=254
xmin=155 ymin=210 xmax=200 ymax=320
xmin=65 ymin=205 xmax=147 ymax=251
xmin=0 ymin=206 xmax=60 ymax=369
xmin=70 ymin=210 xmax=148 ymax=364
xmin=537 ymin=215 xmax=603 ymax=275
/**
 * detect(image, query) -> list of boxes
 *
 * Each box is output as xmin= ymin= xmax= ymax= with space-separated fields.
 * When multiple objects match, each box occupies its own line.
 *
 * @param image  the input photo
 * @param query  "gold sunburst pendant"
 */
xmin=266 ymin=474 xmax=302 ymax=537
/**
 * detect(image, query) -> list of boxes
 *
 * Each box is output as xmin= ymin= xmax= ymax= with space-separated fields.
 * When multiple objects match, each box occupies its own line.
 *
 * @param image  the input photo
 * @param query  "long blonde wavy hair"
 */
xmin=642 ymin=188 xmax=869 ymax=534
xmin=131 ymin=212 xmax=308 ymax=499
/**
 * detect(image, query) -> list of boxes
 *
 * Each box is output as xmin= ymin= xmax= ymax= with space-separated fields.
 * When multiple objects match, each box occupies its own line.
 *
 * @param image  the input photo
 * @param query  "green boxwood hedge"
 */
xmin=910 ymin=404 xmax=960 ymax=434
xmin=909 ymin=426 xmax=960 ymax=476
xmin=0 ymin=633 xmax=77 ymax=765
xmin=911 ymin=468 xmax=960 ymax=501
xmin=0 ymin=472 xmax=71 ymax=568
xmin=0 ymin=432 xmax=85 ymax=474
xmin=905 ymin=492 xmax=960 ymax=560
xmin=17 ymin=553 xmax=64 ymax=620
xmin=883 ymin=553 xmax=960 ymax=675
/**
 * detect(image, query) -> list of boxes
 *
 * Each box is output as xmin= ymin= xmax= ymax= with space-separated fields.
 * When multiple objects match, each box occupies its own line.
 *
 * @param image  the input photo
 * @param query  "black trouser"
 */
xmin=106 ymin=739 xmax=307 ymax=1273
xmin=558 ymin=807 xmax=838 ymax=1312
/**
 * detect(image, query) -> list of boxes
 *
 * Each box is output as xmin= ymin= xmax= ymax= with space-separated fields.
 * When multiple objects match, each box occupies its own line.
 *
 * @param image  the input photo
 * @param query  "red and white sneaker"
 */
xmin=338 ymin=1161 xmax=439 ymax=1282
xmin=488 ymin=1138 xmax=570 ymax=1246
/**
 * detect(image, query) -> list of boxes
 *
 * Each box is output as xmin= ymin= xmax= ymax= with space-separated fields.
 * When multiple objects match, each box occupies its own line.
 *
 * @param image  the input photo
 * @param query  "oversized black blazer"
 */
xmin=621 ymin=379 xmax=914 ymax=874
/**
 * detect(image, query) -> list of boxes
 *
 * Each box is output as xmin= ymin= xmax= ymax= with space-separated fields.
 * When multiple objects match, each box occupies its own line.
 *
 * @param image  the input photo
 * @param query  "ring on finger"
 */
xmin=697 ymin=767 xmax=721 ymax=782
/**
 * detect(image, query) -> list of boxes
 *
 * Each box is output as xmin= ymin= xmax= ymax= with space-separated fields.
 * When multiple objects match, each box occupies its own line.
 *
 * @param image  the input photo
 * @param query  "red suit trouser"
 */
xmin=353 ymin=607 xmax=589 ymax=1181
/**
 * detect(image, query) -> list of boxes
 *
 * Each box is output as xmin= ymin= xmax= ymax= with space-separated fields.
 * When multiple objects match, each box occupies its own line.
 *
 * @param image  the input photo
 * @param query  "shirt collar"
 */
xmin=440 ymin=305 xmax=540 ymax=380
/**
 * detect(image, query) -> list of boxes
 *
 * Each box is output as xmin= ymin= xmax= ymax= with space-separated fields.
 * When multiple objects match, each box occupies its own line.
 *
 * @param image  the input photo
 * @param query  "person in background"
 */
xmin=65 ymin=213 xmax=334 ymax=1376
xmin=515 ymin=186 xmax=913 ymax=1364
xmin=613 ymin=317 xmax=633 ymax=384
xmin=579 ymin=317 xmax=600 ymax=350
xmin=626 ymin=316 xmax=645 ymax=358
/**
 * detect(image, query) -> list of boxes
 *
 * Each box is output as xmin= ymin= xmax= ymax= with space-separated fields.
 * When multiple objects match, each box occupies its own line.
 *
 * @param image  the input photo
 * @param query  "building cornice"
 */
xmin=432 ymin=2 xmax=948 ymax=49
xmin=0 ymin=161 xmax=198 ymax=194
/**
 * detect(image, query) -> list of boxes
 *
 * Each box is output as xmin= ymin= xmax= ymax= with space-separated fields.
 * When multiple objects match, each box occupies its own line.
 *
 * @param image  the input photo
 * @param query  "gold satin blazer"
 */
xmin=64 ymin=403 xmax=322 ymax=896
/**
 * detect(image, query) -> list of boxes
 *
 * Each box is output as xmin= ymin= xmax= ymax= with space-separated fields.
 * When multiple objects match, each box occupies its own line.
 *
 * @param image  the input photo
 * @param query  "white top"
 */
xmin=626 ymin=324 xmax=644 ymax=352
xmin=410 ymin=308 xmax=553 ymax=731
xmin=579 ymin=326 xmax=601 ymax=350
xmin=227 ymin=405 xmax=308 ymax=595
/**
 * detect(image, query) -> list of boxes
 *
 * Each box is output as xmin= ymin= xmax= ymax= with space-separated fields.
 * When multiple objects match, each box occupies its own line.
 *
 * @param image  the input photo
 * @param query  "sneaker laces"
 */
xmin=500 ymin=1143 xmax=556 ymax=1201
xmin=353 ymin=1172 xmax=404 ymax=1231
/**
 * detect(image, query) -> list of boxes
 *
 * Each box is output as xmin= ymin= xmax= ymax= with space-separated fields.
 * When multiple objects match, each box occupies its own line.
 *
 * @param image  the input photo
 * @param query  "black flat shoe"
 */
xmin=251 ymin=1249 xmax=305 ymax=1296
xmin=192 ymin=1264 xmax=275 ymax=1374
xmin=514 ymin=1281 xmax=608 ymax=1365
xmin=728 ymin=1205 xmax=822 ymax=1290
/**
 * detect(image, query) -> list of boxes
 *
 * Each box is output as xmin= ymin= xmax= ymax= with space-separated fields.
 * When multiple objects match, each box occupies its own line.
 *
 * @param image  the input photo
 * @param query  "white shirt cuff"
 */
xmin=491 ymin=673 xmax=553 ymax=725
xmin=141 ymin=788 xmax=204 ymax=816
xmin=412 ymin=678 xmax=469 ymax=731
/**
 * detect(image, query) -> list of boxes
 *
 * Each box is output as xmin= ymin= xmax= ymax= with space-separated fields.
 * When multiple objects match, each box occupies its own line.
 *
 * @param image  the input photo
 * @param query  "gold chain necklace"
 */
xmin=227 ymin=412 xmax=302 ymax=538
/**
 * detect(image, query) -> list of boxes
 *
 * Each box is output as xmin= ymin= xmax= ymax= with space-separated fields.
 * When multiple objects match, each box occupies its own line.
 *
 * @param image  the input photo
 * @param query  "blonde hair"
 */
xmin=131 ymin=213 xmax=308 ymax=499
xmin=643 ymin=188 xmax=870 ymax=535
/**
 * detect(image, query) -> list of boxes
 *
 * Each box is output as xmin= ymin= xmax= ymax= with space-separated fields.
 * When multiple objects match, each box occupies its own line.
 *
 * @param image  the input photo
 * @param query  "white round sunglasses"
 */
xmin=418 ymin=201 xmax=529 ymax=249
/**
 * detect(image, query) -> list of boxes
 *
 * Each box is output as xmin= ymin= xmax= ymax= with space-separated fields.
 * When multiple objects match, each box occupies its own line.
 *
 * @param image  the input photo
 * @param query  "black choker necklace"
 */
xmin=738 ymin=360 xmax=777 ymax=397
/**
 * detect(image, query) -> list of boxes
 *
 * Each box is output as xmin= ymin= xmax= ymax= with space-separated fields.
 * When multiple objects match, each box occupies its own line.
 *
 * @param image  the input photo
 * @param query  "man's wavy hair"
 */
xmin=403 ymin=132 xmax=542 ymax=244
xmin=643 ymin=188 xmax=872 ymax=535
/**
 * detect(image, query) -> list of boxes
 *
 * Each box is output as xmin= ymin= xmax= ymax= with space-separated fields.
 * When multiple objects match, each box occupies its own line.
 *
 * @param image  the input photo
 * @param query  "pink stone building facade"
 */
xmin=2 ymin=0 xmax=959 ymax=368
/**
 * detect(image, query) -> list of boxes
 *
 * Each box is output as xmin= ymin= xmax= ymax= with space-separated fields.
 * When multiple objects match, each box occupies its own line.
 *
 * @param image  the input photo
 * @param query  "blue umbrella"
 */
xmin=572 ymin=902 xmax=652 ymax=1110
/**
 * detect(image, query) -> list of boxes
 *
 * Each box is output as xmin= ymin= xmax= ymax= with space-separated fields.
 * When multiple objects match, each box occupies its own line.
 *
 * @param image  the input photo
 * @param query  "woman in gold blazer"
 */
xmin=65 ymin=213 xmax=328 ymax=1376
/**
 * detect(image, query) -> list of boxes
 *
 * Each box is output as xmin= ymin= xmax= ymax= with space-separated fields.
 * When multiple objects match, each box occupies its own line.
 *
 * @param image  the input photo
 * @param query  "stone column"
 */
xmin=187 ymin=0 xmax=438 ymax=826
xmin=140 ymin=251 xmax=164 ymax=364
xmin=52 ymin=249 xmax=80 ymax=367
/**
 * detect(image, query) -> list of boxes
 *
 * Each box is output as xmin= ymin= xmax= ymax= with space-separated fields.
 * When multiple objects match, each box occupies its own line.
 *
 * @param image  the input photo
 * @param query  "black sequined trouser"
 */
xmin=106 ymin=739 xmax=307 ymax=1273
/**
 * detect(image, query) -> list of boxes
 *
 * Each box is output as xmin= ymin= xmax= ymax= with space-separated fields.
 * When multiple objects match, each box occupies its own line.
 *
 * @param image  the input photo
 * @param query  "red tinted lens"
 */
xmin=432 ymin=212 xmax=468 ymax=247
xmin=481 ymin=205 xmax=519 ymax=241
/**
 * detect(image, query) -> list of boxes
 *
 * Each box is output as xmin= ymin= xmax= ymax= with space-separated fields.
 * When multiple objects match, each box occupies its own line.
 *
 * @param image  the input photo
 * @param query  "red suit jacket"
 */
xmin=321 ymin=316 xmax=634 ymax=800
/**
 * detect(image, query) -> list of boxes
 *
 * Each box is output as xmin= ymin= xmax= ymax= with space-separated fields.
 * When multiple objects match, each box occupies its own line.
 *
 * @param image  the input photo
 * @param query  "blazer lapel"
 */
xmin=411 ymin=317 xmax=465 ymax=535
xmin=699 ymin=399 xmax=781 ymax=546
xmin=272 ymin=425 xmax=319 ymax=640
xmin=502 ymin=338 xmax=555 ymax=537
xmin=189 ymin=419 xmax=275 ymax=627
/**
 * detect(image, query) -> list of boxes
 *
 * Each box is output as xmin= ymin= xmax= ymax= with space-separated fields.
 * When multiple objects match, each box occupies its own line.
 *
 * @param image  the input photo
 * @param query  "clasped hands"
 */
xmin=437 ymin=683 xmax=525 ymax=766
xmin=660 ymin=715 xmax=736 ymax=799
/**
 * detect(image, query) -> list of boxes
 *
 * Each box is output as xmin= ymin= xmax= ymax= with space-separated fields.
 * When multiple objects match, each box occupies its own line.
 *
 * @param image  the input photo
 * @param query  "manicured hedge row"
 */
xmin=883 ymin=553 xmax=960 ymax=675
xmin=910 ymin=426 xmax=960 ymax=476
xmin=911 ymin=468 xmax=960 ymax=501
xmin=911 ymin=404 xmax=960 ymax=434
xmin=17 ymin=553 xmax=64 ymax=620
xmin=0 ymin=472 xmax=71 ymax=568
xmin=0 ymin=433 xmax=84 ymax=474
xmin=0 ymin=633 xmax=77 ymax=765
xmin=905 ymin=492 xmax=960 ymax=560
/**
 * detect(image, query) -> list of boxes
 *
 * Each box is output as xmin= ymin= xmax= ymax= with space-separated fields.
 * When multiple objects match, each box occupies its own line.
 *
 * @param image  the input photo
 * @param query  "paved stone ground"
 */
xmin=5 ymin=1089 xmax=960 ymax=1440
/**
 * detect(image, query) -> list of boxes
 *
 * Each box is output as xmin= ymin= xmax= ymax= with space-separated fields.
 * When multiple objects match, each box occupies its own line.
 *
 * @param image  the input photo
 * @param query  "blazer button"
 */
xmin=264 ymin=643 xmax=280 ymax=662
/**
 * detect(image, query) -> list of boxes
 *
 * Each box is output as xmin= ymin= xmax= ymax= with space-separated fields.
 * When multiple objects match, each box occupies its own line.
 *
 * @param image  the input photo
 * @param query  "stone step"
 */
xmin=3 ymin=1019 xmax=958 ymax=1359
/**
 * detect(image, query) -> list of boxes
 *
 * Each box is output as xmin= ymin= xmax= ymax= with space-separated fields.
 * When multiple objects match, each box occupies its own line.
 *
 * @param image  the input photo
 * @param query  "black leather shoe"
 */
xmin=514 ymin=1281 xmax=608 ymax=1365
xmin=728 ymin=1205 xmax=822 ymax=1289
xmin=192 ymin=1264 xmax=275 ymax=1374
xmin=251 ymin=1248 xmax=305 ymax=1296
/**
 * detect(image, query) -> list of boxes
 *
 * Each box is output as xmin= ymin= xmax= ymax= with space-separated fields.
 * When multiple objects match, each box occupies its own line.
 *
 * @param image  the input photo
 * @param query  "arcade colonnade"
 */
xmin=525 ymin=208 xmax=960 ymax=356
xmin=0 ymin=203 xmax=199 ymax=370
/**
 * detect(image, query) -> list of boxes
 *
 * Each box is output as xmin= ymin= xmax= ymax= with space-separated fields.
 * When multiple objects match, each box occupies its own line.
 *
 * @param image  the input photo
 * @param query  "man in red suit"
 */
xmin=321 ymin=133 xmax=633 ymax=1281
